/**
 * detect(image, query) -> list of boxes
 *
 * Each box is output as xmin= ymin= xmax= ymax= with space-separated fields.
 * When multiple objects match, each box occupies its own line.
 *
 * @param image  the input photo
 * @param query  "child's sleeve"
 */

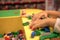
xmin=54 ymin=18 xmax=60 ymax=33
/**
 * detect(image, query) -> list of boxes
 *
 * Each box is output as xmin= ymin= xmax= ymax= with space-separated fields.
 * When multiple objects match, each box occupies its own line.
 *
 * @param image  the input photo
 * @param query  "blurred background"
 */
xmin=0 ymin=0 xmax=60 ymax=11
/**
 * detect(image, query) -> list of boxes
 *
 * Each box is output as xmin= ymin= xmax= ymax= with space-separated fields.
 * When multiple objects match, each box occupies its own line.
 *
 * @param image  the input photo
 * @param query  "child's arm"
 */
xmin=47 ymin=11 xmax=60 ymax=18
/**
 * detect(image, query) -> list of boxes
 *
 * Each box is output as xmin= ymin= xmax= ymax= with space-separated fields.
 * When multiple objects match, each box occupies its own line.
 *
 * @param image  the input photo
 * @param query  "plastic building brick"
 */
xmin=11 ymin=32 xmax=19 ymax=35
xmin=12 ymin=37 xmax=16 ymax=40
xmin=0 ymin=30 xmax=25 ymax=40
xmin=11 ymin=32 xmax=19 ymax=37
xmin=44 ymin=27 xmax=50 ymax=32
xmin=45 ymin=39 xmax=50 ymax=40
xmin=19 ymin=30 xmax=24 ymax=34
xmin=19 ymin=34 xmax=25 ymax=40
xmin=48 ymin=32 xmax=59 ymax=38
xmin=22 ymin=38 xmax=26 ymax=40
xmin=7 ymin=33 xmax=13 ymax=36
xmin=20 ymin=37 xmax=23 ymax=40
xmin=58 ymin=34 xmax=60 ymax=38
xmin=31 ymin=29 xmax=41 ymax=38
xmin=51 ymin=38 xmax=60 ymax=40
xmin=41 ymin=26 xmax=50 ymax=32
xmin=14 ymin=35 xmax=17 ymax=37
xmin=31 ymin=31 xmax=35 ymax=38
xmin=27 ymin=16 xmax=32 ymax=20
xmin=15 ymin=32 xmax=19 ymax=35
xmin=34 ymin=30 xmax=41 ymax=36
xmin=41 ymin=32 xmax=50 ymax=36
xmin=0 ymin=34 xmax=3 ymax=38
xmin=40 ymin=35 xmax=48 ymax=40
xmin=40 ymin=32 xmax=59 ymax=40
xmin=5 ymin=36 xmax=10 ymax=40
xmin=18 ymin=34 xmax=23 ymax=37
xmin=23 ymin=22 xmax=29 ymax=26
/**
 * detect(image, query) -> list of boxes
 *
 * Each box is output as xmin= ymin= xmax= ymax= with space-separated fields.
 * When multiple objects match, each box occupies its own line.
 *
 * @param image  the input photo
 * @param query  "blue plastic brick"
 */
xmin=31 ymin=32 xmax=35 ymax=38
xmin=41 ymin=26 xmax=50 ymax=32
xmin=44 ymin=27 xmax=50 ymax=32
xmin=7 ymin=33 xmax=13 ymax=36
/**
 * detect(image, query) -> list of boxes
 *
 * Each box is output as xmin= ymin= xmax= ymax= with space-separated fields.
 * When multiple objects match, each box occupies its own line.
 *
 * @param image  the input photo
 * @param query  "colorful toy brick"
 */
xmin=51 ymin=38 xmax=60 ymax=40
xmin=44 ymin=27 xmax=50 ymax=32
xmin=12 ymin=37 xmax=16 ymax=40
xmin=45 ymin=39 xmax=50 ymax=40
xmin=20 ymin=37 xmax=23 ymax=40
xmin=41 ymin=26 xmax=50 ymax=32
xmin=23 ymin=22 xmax=29 ymax=26
xmin=40 ymin=32 xmax=59 ymax=40
xmin=31 ymin=31 xmax=35 ymax=38
xmin=7 ymin=33 xmax=13 ymax=36
xmin=0 ymin=34 xmax=3 ymax=38
xmin=34 ymin=30 xmax=41 ymax=36
xmin=27 ymin=16 xmax=32 ymax=20
xmin=18 ymin=30 xmax=24 ymax=34
xmin=40 ymin=35 xmax=48 ymax=40
xmin=5 ymin=36 xmax=10 ymax=40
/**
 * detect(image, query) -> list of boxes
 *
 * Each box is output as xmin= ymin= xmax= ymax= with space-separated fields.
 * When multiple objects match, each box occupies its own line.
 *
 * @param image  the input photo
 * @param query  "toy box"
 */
xmin=0 ymin=9 xmax=25 ymax=40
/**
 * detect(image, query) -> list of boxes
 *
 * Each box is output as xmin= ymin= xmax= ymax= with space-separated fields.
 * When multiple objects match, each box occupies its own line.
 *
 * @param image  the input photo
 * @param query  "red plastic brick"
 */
xmin=19 ymin=30 xmax=24 ymax=34
xmin=5 ymin=37 xmax=10 ymax=40
xmin=51 ymin=38 xmax=60 ymax=40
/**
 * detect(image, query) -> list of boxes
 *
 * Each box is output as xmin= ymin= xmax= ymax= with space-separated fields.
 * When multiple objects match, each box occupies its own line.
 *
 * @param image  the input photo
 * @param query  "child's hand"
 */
xmin=30 ymin=18 xmax=56 ymax=30
xmin=30 ymin=11 xmax=56 ymax=30
xmin=30 ymin=17 xmax=49 ymax=30
xmin=32 ymin=12 xmax=48 ymax=22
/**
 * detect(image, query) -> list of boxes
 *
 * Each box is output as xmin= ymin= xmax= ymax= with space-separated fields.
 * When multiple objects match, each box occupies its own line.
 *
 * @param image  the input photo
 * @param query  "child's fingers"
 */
xmin=31 ymin=24 xmax=40 ymax=30
xmin=32 ymin=14 xmax=38 ymax=21
xmin=30 ymin=19 xmax=40 ymax=29
xmin=31 ymin=20 xmax=42 ymax=30
xmin=30 ymin=22 xmax=34 ymax=29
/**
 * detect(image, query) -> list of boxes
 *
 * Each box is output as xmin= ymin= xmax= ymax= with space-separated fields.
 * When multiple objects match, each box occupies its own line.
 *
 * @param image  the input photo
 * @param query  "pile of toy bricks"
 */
xmin=0 ymin=30 xmax=26 ymax=40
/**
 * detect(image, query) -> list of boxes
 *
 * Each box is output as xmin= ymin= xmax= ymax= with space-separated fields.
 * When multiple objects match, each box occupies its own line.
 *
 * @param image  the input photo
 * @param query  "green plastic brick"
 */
xmin=40 ymin=32 xmax=59 ymax=40
xmin=14 ymin=35 xmax=17 ymax=37
xmin=0 ymin=34 xmax=3 ymax=38
xmin=40 ymin=35 xmax=48 ymax=40
xmin=27 ymin=16 xmax=32 ymax=20
xmin=34 ymin=30 xmax=41 ymax=36
xmin=48 ymin=32 xmax=59 ymax=38
xmin=11 ymin=32 xmax=19 ymax=35
xmin=23 ymin=22 xmax=29 ymax=26
xmin=57 ymin=34 xmax=60 ymax=38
